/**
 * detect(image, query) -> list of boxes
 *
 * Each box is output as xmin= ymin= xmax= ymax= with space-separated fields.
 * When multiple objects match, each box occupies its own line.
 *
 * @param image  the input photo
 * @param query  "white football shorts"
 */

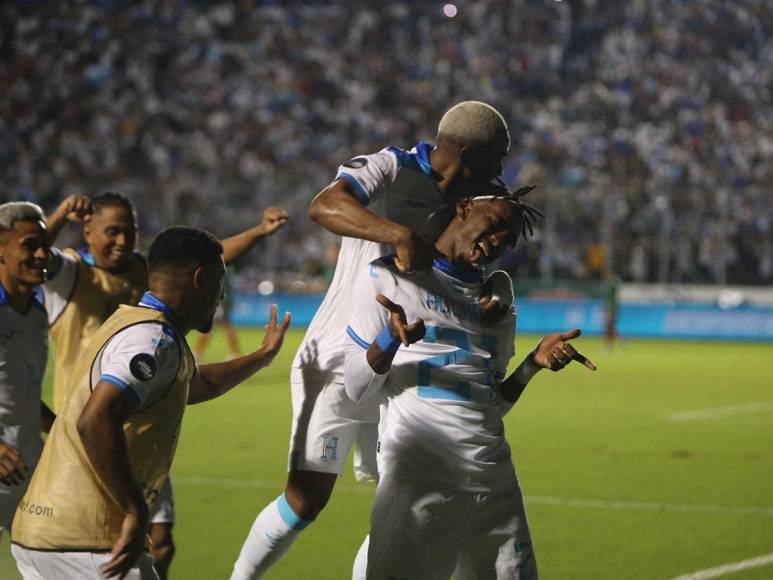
xmin=366 ymin=472 xmax=538 ymax=580
xmin=288 ymin=369 xmax=380 ymax=476
xmin=149 ymin=477 xmax=175 ymax=525
xmin=12 ymin=544 xmax=159 ymax=580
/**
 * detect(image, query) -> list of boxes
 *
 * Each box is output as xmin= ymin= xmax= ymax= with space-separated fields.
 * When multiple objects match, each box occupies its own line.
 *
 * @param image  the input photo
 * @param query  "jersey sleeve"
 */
xmin=344 ymin=260 xmax=398 ymax=403
xmin=335 ymin=148 xmax=399 ymax=207
xmin=96 ymin=322 xmax=181 ymax=411
xmin=42 ymin=248 xmax=79 ymax=325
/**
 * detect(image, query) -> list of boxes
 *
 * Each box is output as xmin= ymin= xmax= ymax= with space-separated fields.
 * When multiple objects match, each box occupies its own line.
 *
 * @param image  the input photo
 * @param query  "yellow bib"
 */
xmin=50 ymin=248 xmax=147 ymax=413
xmin=12 ymin=305 xmax=195 ymax=551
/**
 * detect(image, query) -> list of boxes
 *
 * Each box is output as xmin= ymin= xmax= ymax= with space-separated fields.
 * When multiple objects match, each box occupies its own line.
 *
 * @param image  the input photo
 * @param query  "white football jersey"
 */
xmin=92 ymin=322 xmax=182 ymax=411
xmin=345 ymin=256 xmax=517 ymax=493
xmin=292 ymin=143 xmax=450 ymax=381
xmin=0 ymin=284 xmax=48 ymax=497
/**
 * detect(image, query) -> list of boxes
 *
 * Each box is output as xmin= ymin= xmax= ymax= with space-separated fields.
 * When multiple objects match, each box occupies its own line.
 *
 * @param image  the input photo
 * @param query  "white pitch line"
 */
xmin=668 ymin=401 xmax=773 ymax=422
xmin=172 ymin=476 xmax=773 ymax=517
xmin=670 ymin=552 xmax=773 ymax=580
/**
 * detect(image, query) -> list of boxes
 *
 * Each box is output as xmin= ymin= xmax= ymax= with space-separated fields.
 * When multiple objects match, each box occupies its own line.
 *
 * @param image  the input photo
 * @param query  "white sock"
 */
xmin=230 ymin=493 xmax=314 ymax=580
xmin=351 ymin=534 xmax=369 ymax=580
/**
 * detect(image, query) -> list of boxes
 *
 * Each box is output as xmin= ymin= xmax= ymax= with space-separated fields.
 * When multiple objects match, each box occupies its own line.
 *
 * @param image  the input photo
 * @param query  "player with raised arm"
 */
xmin=42 ymin=192 xmax=288 ymax=578
xmin=231 ymin=101 xmax=517 ymax=579
xmin=0 ymin=203 xmax=56 ymax=538
xmin=344 ymin=193 xmax=596 ymax=579
xmin=10 ymin=227 xmax=291 ymax=580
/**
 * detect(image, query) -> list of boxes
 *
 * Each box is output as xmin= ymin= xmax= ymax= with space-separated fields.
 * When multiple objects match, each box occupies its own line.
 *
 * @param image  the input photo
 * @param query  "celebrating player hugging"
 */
xmin=344 ymin=193 xmax=596 ymax=579
xmin=231 ymin=101 xmax=519 ymax=580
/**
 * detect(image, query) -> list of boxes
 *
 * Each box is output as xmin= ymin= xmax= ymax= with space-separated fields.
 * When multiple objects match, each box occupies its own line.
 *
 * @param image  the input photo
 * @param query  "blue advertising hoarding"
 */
xmin=231 ymin=292 xmax=773 ymax=341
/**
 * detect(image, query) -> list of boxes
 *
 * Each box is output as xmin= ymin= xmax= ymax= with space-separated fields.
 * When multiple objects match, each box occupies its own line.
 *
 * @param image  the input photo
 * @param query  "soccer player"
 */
xmin=11 ymin=227 xmax=292 ymax=580
xmin=0 ymin=203 xmax=56 ymax=537
xmin=231 ymin=101 xmax=516 ymax=579
xmin=344 ymin=194 xmax=596 ymax=579
xmin=42 ymin=192 xmax=288 ymax=578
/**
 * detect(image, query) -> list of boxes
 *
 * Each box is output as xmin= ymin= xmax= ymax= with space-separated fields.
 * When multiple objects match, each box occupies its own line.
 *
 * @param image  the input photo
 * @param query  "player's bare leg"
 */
xmin=285 ymin=469 xmax=337 ymax=518
xmin=194 ymin=330 xmax=212 ymax=360
xmin=149 ymin=522 xmax=175 ymax=580
xmin=230 ymin=470 xmax=337 ymax=579
xmin=223 ymin=320 xmax=242 ymax=358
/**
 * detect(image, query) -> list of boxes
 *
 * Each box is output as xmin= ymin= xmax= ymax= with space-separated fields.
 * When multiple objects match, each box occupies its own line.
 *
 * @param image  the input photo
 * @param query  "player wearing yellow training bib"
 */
xmin=41 ymin=192 xmax=288 ymax=578
xmin=11 ymin=227 xmax=291 ymax=580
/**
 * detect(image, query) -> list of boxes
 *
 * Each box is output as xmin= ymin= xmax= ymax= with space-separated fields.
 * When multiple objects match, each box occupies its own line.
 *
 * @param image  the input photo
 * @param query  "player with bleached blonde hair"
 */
xmin=231 ymin=101 xmax=520 ymax=579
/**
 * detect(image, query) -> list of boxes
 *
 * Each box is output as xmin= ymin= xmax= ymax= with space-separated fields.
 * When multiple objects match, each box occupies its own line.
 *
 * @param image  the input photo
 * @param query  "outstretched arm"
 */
xmin=188 ymin=305 xmax=291 ymax=404
xmin=309 ymin=179 xmax=433 ymax=272
xmin=499 ymin=328 xmax=597 ymax=405
xmin=221 ymin=207 xmax=290 ymax=264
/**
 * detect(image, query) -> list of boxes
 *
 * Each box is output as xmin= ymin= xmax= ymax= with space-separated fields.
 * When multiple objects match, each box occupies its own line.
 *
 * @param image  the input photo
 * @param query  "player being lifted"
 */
xmin=344 ymin=192 xmax=596 ymax=579
xmin=0 ymin=203 xmax=56 ymax=537
xmin=11 ymin=227 xmax=291 ymax=580
xmin=231 ymin=101 xmax=517 ymax=579
xmin=41 ymin=192 xmax=289 ymax=579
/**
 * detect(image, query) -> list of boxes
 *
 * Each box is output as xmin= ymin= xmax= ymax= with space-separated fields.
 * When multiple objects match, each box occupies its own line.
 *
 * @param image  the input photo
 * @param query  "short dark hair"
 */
xmin=148 ymin=227 xmax=223 ymax=273
xmin=91 ymin=191 xmax=135 ymax=214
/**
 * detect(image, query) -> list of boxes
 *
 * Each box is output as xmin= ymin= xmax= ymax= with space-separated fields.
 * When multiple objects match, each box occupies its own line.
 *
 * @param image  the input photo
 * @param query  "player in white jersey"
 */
xmin=231 ymin=101 xmax=517 ymax=579
xmin=344 ymin=193 xmax=596 ymax=579
xmin=0 ymin=202 xmax=55 ymax=535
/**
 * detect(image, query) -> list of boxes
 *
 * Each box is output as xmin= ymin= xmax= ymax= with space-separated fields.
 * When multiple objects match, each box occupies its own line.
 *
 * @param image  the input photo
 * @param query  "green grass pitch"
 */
xmin=2 ymin=328 xmax=772 ymax=579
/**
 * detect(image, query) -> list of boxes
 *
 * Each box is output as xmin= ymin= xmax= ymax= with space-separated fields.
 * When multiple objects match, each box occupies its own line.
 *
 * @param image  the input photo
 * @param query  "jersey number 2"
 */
xmin=417 ymin=326 xmax=498 ymax=401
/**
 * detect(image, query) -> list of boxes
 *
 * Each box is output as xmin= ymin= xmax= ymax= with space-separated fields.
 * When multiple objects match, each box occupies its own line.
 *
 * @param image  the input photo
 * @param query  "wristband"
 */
xmin=375 ymin=326 xmax=401 ymax=353
xmin=512 ymin=351 xmax=541 ymax=385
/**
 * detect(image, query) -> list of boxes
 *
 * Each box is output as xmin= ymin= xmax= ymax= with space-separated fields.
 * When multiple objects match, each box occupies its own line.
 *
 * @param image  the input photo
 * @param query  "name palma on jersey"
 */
xmin=425 ymin=290 xmax=480 ymax=323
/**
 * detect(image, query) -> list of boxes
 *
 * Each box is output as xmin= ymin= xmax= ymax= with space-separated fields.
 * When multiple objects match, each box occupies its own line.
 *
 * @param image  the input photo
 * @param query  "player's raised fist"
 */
xmin=56 ymin=194 xmax=94 ymax=223
xmin=258 ymin=207 xmax=290 ymax=236
xmin=376 ymin=294 xmax=426 ymax=346
xmin=532 ymin=328 xmax=597 ymax=372
xmin=259 ymin=304 xmax=292 ymax=358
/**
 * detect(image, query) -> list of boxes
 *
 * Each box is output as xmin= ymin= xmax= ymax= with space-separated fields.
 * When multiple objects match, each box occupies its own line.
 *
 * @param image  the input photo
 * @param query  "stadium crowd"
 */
xmin=1 ymin=0 xmax=771 ymax=287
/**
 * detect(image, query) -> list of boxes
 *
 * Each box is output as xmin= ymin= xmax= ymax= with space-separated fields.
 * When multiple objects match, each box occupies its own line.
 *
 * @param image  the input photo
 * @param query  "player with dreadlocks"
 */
xmin=344 ymin=188 xmax=595 ymax=579
xmin=40 ymin=191 xmax=289 ymax=579
xmin=231 ymin=101 xmax=520 ymax=579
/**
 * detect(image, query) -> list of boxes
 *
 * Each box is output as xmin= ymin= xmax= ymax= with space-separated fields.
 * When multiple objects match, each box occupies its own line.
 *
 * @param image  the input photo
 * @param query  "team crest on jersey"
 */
xmin=343 ymin=157 xmax=368 ymax=169
xmin=130 ymin=353 xmax=157 ymax=381
xmin=320 ymin=436 xmax=339 ymax=461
